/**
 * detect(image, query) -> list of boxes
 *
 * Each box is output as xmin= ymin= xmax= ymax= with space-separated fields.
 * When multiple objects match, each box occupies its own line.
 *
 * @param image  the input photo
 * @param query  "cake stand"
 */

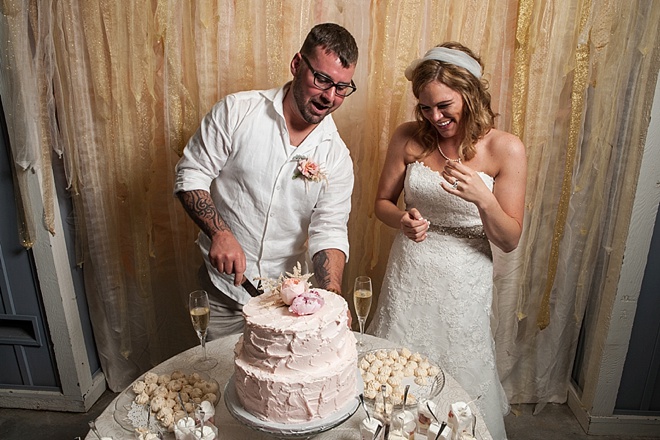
xmin=224 ymin=374 xmax=361 ymax=439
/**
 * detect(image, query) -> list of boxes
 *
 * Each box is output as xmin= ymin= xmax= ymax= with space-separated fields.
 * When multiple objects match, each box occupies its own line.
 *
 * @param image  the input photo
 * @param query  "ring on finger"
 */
xmin=451 ymin=180 xmax=459 ymax=189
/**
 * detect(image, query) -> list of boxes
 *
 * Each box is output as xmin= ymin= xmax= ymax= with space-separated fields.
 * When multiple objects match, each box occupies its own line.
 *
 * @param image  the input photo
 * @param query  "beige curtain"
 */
xmin=1 ymin=1 xmax=658 ymax=407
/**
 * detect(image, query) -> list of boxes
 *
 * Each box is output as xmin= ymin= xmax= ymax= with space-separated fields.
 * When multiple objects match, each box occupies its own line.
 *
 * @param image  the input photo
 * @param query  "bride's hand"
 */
xmin=400 ymin=208 xmax=429 ymax=242
xmin=441 ymin=160 xmax=489 ymax=203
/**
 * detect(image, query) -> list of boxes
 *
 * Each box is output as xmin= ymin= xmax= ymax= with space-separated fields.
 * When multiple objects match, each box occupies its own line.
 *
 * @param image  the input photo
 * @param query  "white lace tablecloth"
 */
xmin=85 ymin=333 xmax=492 ymax=439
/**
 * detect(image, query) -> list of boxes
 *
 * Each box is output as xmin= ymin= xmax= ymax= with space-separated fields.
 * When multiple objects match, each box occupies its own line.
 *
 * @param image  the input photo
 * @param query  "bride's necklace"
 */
xmin=434 ymin=130 xmax=461 ymax=163
xmin=437 ymin=144 xmax=461 ymax=163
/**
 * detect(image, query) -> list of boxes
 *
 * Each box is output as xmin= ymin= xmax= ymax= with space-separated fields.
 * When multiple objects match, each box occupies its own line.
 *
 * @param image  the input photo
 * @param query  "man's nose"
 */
xmin=320 ymin=86 xmax=337 ymax=102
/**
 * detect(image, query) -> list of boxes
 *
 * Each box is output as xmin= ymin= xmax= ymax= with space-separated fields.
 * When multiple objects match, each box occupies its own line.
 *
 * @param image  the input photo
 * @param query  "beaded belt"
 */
xmin=427 ymin=224 xmax=486 ymax=239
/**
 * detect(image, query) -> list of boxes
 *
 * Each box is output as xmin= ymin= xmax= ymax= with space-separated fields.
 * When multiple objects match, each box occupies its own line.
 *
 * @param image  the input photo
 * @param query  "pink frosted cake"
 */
xmin=233 ymin=288 xmax=358 ymax=423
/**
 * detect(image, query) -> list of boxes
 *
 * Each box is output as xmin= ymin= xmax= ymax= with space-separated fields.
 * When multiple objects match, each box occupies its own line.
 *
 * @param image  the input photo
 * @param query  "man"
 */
xmin=174 ymin=23 xmax=358 ymax=338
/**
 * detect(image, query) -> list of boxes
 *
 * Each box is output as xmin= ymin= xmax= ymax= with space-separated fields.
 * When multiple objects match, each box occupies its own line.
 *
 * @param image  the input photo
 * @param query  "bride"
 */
xmin=367 ymin=42 xmax=526 ymax=439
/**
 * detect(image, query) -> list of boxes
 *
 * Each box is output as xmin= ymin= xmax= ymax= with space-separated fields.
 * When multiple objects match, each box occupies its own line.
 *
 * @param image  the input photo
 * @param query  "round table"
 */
xmin=85 ymin=333 xmax=492 ymax=439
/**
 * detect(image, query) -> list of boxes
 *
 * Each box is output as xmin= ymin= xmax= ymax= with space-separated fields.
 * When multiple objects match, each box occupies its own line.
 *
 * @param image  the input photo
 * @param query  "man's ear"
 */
xmin=290 ymin=53 xmax=302 ymax=76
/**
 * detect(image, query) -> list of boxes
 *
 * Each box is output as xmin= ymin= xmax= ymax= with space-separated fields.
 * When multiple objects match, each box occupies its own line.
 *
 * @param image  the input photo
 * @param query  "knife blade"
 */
xmin=241 ymin=277 xmax=261 ymax=297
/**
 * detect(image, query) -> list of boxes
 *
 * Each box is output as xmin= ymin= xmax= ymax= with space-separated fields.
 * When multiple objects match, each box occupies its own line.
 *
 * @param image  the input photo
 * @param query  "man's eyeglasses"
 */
xmin=299 ymin=53 xmax=357 ymax=98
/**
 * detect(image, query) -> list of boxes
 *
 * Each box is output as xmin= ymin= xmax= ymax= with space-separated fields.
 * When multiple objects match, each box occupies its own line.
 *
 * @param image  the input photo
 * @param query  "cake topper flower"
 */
xmin=280 ymin=277 xmax=308 ymax=305
xmin=289 ymin=290 xmax=325 ymax=315
xmin=256 ymin=262 xmax=325 ymax=314
xmin=292 ymin=155 xmax=327 ymax=183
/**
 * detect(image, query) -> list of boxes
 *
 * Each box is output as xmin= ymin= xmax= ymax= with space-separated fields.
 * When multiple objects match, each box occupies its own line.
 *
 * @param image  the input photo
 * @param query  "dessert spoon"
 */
xmin=466 ymin=394 xmax=482 ymax=406
xmin=465 ymin=395 xmax=480 ymax=437
xmin=380 ymin=385 xmax=390 ymax=439
xmin=372 ymin=424 xmax=383 ymax=440
xmin=359 ymin=393 xmax=371 ymax=422
xmin=146 ymin=403 xmax=152 ymax=431
xmin=427 ymin=401 xmax=439 ymax=423
xmin=178 ymin=391 xmax=189 ymax=418
xmin=402 ymin=384 xmax=410 ymax=412
xmin=87 ymin=420 xmax=102 ymax=439
xmin=434 ymin=421 xmax=447 ymax=440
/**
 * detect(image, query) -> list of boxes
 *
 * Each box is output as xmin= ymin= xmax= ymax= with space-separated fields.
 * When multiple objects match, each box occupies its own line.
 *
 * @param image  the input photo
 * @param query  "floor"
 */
xmin=0 ymin=392 xmax=658 ymax=440
xmin=0 ymin=390 xmax=118 ymax=439
xmin=504 ymin=404 xmax=659 ymax=440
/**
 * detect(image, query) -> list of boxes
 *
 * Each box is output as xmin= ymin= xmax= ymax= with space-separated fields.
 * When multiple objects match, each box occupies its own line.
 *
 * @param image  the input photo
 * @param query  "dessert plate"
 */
xmin=224 ymin=372 xmax=363 ymax=439
xmin=358 ymin=348 xmax=445 ymax=409
xmin=113 ymin=370 xmax=220 ymax=436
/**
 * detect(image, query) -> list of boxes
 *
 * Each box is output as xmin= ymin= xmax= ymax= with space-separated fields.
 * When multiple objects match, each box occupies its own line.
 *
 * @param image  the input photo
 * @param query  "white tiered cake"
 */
xmin=233 ymin=288 xmax=358 ymax=423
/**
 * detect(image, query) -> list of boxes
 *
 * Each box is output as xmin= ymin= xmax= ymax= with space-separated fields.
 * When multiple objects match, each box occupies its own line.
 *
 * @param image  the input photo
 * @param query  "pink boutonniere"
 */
xmin=292 ymin=155 xmax=327 ymax=183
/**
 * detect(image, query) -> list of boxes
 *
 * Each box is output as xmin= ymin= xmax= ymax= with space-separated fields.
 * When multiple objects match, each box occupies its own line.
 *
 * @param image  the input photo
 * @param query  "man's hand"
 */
xmin=177 ymin=189 xmax=246 ymax=285
xmin=209 ymin=230 xmax=246 ymax=286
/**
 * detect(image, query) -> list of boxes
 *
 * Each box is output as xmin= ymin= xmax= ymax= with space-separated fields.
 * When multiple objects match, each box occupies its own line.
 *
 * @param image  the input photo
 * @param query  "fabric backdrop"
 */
xmin=1 ymin=0 xmax=659 ymax=409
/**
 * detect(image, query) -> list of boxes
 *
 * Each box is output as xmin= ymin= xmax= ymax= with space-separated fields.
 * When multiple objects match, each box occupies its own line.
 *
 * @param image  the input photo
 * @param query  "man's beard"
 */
xmin=291 ymin=79 xmax=332 ymax=125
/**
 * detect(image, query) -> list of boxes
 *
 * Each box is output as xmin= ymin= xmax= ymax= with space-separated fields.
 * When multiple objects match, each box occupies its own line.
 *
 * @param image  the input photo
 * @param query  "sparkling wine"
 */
xmin=190 ymin=306 xmax=210 ymax=333
xmin=353 ymin=276 xmax=372 ymax=349
xmin=353 ymin=289 xmax=373 ymax=319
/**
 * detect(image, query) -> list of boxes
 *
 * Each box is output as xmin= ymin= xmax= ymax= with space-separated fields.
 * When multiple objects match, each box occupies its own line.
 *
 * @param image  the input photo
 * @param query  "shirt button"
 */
xmin=276 ymin=185 xmax=281 ymax=190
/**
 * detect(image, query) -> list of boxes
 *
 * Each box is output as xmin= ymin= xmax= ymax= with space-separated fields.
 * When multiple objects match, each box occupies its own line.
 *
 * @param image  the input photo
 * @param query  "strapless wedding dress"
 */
xmin=368 ymin=161 xmax=509 ymax=439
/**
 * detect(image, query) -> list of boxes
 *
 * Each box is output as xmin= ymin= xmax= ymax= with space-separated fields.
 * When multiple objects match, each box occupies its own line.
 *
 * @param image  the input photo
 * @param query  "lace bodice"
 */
xmin=404 ymin=161 xmax=494 ymax=228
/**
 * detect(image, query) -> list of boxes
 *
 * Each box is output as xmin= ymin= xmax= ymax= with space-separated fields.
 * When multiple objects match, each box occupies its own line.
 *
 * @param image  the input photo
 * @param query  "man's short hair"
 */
xmin=300 ymin=23 xmax=358 ymax=68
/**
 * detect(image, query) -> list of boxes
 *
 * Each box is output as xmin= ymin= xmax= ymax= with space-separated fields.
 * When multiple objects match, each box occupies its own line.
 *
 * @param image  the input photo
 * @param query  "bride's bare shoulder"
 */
xmin=389 ymin=122 xmax=427 ymax=160
xmin=483 ymin=128 xmax=526 ymax=162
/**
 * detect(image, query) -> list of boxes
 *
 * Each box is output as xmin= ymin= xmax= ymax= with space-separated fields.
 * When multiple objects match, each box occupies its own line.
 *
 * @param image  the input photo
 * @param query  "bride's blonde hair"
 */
xmin=410 ymin=42 xmax=496 ymax=160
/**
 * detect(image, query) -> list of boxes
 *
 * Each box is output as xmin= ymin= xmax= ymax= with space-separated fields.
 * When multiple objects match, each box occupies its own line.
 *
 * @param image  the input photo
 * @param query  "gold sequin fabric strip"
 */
xmin=428 ymin=224 xmax=486 ymax=240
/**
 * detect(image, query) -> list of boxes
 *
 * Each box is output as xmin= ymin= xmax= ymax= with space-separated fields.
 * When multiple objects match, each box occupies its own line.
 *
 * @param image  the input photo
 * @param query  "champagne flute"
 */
xmin=189 ymin=290 xmax=218 ymax=371
xmin=353 ymin=276 xmax=373 ymax=349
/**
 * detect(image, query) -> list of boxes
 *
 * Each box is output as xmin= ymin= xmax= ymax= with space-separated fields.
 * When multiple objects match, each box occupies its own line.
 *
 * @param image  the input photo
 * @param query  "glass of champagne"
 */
xmin=189 ymin=290 xmax=218 ymax=371
xmin=353 ymin=276 xmax=373 ymax=349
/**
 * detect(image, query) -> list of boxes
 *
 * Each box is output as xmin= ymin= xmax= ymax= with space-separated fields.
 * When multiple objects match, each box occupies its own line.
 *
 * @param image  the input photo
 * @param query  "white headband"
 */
xmin=405 ymin=47 xmax=482 ymax=80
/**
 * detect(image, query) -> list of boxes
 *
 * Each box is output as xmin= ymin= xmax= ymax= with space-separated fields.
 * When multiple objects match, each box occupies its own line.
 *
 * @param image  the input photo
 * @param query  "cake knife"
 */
xmin=241 ymin=277 xmax=261 ymax=297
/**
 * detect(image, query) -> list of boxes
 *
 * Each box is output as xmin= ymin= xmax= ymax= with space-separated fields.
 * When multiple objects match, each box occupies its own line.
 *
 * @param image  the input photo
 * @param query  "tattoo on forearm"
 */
xmin=178 ymin=190 xmax=230 ymax=237
xmin=312 ymin=249 xmax=344 ymax=292
xmin=313 ymin=251 xmax=331 ymax=288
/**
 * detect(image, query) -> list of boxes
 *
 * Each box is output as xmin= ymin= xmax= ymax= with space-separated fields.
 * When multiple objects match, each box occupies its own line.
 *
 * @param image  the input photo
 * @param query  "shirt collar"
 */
xmin=264 ymin=83 xmax=338 ymax=153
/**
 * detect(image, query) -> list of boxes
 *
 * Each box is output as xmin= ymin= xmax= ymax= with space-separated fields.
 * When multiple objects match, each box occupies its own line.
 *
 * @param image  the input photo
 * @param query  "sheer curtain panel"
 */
xmin=1 ymin=1 xmax=658 ymax=406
